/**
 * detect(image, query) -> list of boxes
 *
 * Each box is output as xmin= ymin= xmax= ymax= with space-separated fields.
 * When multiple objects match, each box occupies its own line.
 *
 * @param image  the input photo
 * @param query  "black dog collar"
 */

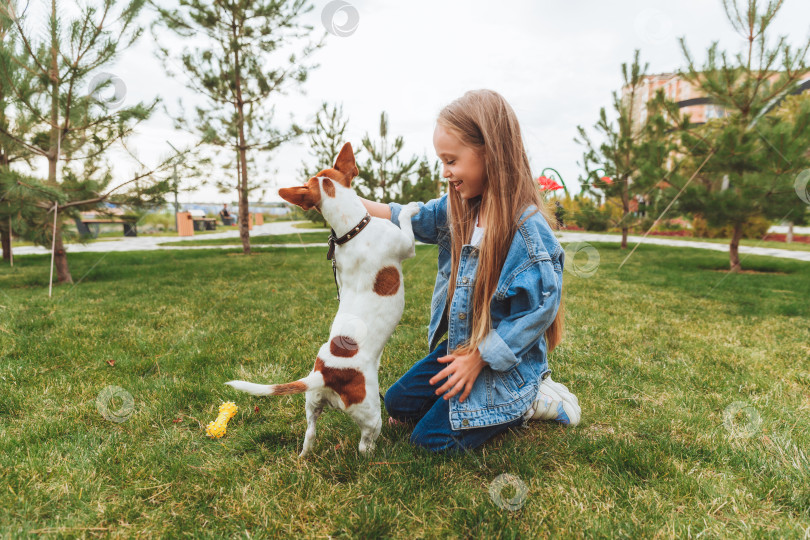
xmin=326 ymin=213 xmax=372 ymax=301
xmin=326 ymin=213 xmax=371 ymax=261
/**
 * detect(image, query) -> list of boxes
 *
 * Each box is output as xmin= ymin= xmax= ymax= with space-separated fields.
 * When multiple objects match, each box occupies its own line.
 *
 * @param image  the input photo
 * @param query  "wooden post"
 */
xmin=176 ymin=212 xmax=194 ymax=236
xmin=4 ymin=216 xmax=12 ymax=267
xmin=49 ymin=202 xmax=57 ymax=298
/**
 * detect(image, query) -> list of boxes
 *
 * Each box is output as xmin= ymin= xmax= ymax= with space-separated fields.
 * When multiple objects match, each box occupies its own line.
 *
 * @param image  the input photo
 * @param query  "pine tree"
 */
xmin=395 ymin=154 xmax=443 ymax=204
xmin=0 ymin=170 xmax=65 ymax=250
xmin=297 ymin=102 xmax=357 ymax=226
xmin=0 ymin=0 xmax=38 ymax=263
xmin=576 ymin=50 xmax=676 ymax=248
xmin=0 ymin=0 xmax=168 ymax=283
xmin=150 ymin=0 xmax=324 ymax=254
xmin=356 ymin=111 xmax=418 ymax=202
xmin=673 ymin=0 xmax=810 ymax=272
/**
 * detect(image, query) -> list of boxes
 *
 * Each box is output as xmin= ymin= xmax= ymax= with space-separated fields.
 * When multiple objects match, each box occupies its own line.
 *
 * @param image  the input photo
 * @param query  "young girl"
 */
xmin=360 ymin=89 xmax=581 ymax=453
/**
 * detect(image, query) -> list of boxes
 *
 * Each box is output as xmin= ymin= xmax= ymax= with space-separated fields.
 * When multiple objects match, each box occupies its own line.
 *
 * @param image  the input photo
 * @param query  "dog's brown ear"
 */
xmin=333 ymin=142 xmax=359 ymax=187
xmin=279 ymin=180 xmax=320 ymax=211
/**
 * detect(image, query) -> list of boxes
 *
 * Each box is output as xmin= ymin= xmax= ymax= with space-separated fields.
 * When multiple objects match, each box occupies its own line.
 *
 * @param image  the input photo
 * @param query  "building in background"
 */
xmin=624 ymin=72 xmax=810 ymax=127
xmin=619 ymin=71 xmax=810 ymax=214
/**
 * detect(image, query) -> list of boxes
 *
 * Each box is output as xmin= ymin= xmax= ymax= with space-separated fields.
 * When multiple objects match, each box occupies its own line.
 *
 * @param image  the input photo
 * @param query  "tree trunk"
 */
xmin=620 ymin=178 xmax=629 ymax=249
xmin=786 ymin=221 xmax=793 ymax=244
xmin=236 ymin=139 xmax=250 ymax=254
xmin=1 ymin=226 xmax=10 ymax=263
xmin=1 ymin=133 xmax=9 ymax=263
xmin=53 ymin=223 xmax=73 ymax=284
xmin=232 ymin=17 xmax=251 ymax=256
xmin=729 ymin=222 xmax=743 ymax=273
xmin=48 ymin=0 xmax=59 ymax=186
xmin=47 ymin=0 xmax=72 ymax=283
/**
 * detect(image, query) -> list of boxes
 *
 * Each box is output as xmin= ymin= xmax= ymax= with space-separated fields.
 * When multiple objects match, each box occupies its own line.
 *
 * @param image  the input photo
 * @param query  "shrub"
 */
xmin=572 ymin=196 xmax=611 ymax=231
xmin=303 ymin=208 xmax=327 ymax=227
xmin=141 ymin=211 xmax=177 ymax=232
xmin=692 ymin=214 xmax=772 ymax=239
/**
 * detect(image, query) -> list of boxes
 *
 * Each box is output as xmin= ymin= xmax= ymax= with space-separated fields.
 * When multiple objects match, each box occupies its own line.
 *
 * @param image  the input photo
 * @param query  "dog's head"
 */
xmin=279 ymin=142 xmax=359 ymax=213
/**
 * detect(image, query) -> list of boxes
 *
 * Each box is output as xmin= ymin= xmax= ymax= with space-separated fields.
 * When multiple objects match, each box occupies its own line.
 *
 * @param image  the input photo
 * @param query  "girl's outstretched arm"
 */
xmin=359 ymin=197 xmax=391 ymax=220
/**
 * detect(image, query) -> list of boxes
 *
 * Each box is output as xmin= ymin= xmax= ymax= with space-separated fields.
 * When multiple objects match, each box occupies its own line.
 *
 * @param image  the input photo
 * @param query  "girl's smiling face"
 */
xmin=433 ymin=124 xmax=486 ymax=200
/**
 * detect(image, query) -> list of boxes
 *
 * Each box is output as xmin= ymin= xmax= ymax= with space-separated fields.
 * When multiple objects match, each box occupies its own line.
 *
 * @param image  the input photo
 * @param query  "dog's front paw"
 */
xmin=398 ymin=202 xmax=420 ymax=224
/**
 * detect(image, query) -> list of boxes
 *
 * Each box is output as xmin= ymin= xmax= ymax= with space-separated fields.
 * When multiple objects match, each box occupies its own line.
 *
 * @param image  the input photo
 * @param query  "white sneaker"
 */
xmin=523 ymin=375 xmax=581 ymax=426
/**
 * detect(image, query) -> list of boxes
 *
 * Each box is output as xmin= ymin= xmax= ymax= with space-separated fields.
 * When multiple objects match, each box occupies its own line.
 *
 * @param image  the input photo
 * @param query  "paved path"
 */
xmin=767 ymin=225 xmax=810 ymax=235
xmin=555 ymin=232 xmax=810 ymax=262
xmin=11 ymin=220 xmax=325 ymax=255
xmin=10 ymin=220 xmax=810 ymax=262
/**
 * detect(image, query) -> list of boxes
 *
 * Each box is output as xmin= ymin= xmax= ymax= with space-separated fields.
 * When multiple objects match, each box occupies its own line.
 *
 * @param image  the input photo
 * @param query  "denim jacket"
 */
xmin=389 ymin=193 xmax=564 ymax=430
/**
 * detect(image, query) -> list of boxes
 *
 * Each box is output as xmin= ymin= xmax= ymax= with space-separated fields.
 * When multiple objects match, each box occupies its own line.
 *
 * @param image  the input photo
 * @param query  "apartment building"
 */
xmin=624 ymin=71 xmax=810 ymax=126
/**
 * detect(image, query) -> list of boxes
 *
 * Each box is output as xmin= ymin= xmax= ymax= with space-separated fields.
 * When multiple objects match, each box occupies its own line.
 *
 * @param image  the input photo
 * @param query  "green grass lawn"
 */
xmin=670 ymin=235 xmax=810 ymax=253
xmin=165 ymin=228 xmax=810 ymax=252
xmin=571 ymin=229 xmax=810 ymax=252
xmin=293 ymin=221 xmax=329 ymax=230
xmin=1 ymin=243 xmax=808 ymax=537
xmin=10 ymin=235 xmax=126 ymax=248
xmin=159 ymin=232 xmax=329 ymax=246
xmin=11 ymin=226 xmax=244 ymax=248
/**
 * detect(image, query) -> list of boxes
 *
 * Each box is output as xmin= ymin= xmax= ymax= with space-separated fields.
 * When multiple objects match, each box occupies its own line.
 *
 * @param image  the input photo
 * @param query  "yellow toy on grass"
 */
xmin=205 ymin=401 xmax=238 ymax=438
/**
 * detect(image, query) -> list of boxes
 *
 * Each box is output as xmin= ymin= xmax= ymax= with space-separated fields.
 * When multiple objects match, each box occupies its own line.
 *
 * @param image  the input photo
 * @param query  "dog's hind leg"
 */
xmin=349 ymin=393 xmax=382 ymax=455
xmin=359 ymin=414 xmax=382 ymax=455
xmin=299 ymin=393 xmax=325 ymax=458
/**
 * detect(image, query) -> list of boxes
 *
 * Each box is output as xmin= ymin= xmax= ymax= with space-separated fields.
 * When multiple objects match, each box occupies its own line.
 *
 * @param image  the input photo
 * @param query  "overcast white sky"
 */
xmin=20 ymin=0 xmax=810 ymax=204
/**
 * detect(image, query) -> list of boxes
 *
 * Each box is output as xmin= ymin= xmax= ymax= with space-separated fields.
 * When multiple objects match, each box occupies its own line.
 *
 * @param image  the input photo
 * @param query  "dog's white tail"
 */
xmin=225 ymin=371 xmax=324 ymax=396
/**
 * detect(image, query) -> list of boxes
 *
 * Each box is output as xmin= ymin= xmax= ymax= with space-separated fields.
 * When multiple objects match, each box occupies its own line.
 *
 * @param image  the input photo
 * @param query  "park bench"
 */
xmin=192 ymin=217 xmax=217 ymax=231
xmin=74 ymin=216 xmax=138 ymax=238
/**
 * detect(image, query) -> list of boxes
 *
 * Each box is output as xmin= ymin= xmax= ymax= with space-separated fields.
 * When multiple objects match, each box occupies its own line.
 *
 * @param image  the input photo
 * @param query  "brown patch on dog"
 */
xmin=373 ymin=266 xmax=400 ymax=296
xmin=271 ymin=381 xmax=308 ymax=395
xmin=322 ymin=177 xmax=336 ymax=197
xmin=330 ymin=335 xmax=358 ymax=357
xmin=278 ymin=177 xmax=321 ymax=210
xmin=314 ymin=356 xmax=366 ymax=408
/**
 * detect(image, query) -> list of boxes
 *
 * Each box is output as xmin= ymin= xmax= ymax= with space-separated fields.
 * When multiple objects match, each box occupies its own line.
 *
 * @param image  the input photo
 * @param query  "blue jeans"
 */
xmin=384 ymin=339 xmax=525 ymax=453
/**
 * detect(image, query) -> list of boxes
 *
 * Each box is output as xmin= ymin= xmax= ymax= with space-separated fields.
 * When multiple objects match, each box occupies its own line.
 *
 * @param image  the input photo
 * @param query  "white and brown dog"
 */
xmin=225 ymin=142 xmax=419 ymax=457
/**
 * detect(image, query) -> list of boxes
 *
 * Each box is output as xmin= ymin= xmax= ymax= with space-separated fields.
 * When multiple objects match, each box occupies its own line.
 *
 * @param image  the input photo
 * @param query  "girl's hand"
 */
xmin=429 ymin=349 xmax=486 ymax=403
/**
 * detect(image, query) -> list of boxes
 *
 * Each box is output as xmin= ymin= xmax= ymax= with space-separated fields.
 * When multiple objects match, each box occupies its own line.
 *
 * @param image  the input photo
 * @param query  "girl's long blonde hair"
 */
xmin=440 ymin=89 xmax=565 ymax=358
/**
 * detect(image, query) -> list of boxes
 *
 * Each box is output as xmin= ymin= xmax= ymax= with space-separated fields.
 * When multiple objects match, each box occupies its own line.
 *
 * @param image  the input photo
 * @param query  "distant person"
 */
xmin=219 ymin=204 xmax=235 ymax=225
xmin=554 ymin=200 xmax=566 ymax=228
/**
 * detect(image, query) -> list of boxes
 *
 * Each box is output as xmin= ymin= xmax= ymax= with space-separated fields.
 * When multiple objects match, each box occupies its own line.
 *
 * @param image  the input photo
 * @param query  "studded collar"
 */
xmin=326 ymin=212 xmax=372 ymax=302
xmin=326 ymin=213 xmax=371 ymax=261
